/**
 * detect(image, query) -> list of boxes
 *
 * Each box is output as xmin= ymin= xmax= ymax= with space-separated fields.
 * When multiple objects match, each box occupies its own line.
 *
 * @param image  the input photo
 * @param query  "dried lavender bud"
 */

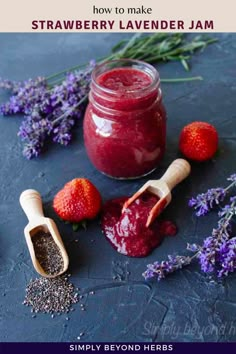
xmin=217 ymin=237 xmax=236 ymax=277
xmin=197 ymin=235 xmax=236 ymax=277
xmin=218 ymin=203 xmax=236 ymax=219
xmin=188 ymin=188 xmax=226 ymax=216
xmin=0 ymin=77 xmax=47 ymax=115
xmin=0 ymin=78 xmax=21 ymax=92
xmin=142 ymin=255 xmax=191 ymax=281
xmin=230 ymin=196 xmax=236 ymax=203
xmin=187 ymin=243 xmax=200 ymax=252
xmin=23 ymin=276 xmax=79 ymax=314
xmin=227 ymin=174 xmax=236 ymax=182
xmin=217 ymin=198 xmax=236 ymax=237
xmin=197 ymin=237 xmax=216 ymax=273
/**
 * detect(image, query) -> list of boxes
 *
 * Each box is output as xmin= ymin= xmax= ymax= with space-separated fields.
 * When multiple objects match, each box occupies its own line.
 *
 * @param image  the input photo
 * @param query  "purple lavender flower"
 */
xmin=52 ymin=117 xmax=74 ymax=146
xmin=230 ymin=196 xmax=236 ymax=203
xmin=197 ymin=237 xmax=216 ymax=273
xmin=197 ymin=195 xmax=236 ymax=275
xmin=23 ymin=140 xmax=43 ymax=159
xmin=227 ymin=174 xmax=236 ymax=182
xmin=0 ymin=61 xmax=95 ymax=159
xmin=218 ymin=204 xmax=236 ymax=218
xmin=0 ymin=77 xmax=48 ymax=116
xmin=142 ymin=255 xmax=191 ymax=281
xmin=0 ymin=78 xmax=21 ymax=92
xmin=217 ymin=237 xmax=236 ymax=277
xmin=217 ymin=198 xmax=236 ymax=234
xmin=212 ymin=225 xmax=230 ymax=242
xmin=197 ymin=196 xmax=236 ymax=276
xmin=197 ymin=235 xmax=236 ymax=277
xmin=187 ymin=243 xmax=200 ymax=252
xmin=188 ymin=188 xmax=226 ymax=216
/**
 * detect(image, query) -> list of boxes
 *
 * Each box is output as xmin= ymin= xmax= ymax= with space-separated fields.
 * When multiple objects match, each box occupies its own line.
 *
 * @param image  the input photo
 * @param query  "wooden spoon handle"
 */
xmin=19 ymin=189 xmax=44 ymax=221
xmin=160 ymin=159 xmax=191 ymax=191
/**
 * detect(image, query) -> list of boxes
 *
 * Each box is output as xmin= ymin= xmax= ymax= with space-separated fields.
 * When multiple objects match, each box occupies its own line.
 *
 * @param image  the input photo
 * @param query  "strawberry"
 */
xmin=179 ymin=121 xmax=218 ymax=161
xmin=53 ymin=178 xmax=102 ymax=223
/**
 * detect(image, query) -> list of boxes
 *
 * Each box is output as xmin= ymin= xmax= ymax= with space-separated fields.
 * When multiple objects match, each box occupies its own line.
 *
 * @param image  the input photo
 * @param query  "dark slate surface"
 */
xmin=0 ymin=33 xmax=236 ymax=343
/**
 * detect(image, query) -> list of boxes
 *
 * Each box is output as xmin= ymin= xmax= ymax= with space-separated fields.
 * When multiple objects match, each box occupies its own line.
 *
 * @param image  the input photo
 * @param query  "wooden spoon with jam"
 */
xmin=122 ymin=159 xmax=191 ymax=228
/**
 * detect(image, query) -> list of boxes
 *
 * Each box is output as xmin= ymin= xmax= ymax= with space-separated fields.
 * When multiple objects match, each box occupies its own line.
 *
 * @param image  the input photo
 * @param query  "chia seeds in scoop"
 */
xmin=32 ymin=230 xmax=63 ymax=276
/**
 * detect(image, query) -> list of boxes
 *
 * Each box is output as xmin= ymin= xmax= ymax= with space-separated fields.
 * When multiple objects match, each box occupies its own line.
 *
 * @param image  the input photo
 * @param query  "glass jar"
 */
xmin=83 ymin=59 xmax=166 ymax=179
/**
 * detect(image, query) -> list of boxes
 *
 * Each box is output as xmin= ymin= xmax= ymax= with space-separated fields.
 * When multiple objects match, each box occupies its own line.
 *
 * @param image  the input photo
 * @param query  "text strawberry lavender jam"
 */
xmin=31 ymin=20 xmax=214 ymax=31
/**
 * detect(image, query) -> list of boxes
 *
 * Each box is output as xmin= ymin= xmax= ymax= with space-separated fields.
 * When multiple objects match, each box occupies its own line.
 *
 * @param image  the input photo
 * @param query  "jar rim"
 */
xmin=91 ymin=59 xmax=160 ymax=96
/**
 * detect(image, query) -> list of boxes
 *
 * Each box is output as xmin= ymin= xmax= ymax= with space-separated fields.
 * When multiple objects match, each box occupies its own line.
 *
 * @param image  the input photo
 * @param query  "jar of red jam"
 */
xmin=83 ymin=59 xmax=166 ymax=179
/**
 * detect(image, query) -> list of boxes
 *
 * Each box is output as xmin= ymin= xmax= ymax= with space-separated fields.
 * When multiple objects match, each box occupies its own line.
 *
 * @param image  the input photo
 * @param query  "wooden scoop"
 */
xmin=122 ymin=159 xmax=191 ymax=228
xmin=19 ymin=189 xmax=69 ymax=278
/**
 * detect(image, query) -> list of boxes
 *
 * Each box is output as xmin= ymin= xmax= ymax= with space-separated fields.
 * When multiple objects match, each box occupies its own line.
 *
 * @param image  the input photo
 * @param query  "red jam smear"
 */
xmin=101 ymin=192 xmax=177 ymax=257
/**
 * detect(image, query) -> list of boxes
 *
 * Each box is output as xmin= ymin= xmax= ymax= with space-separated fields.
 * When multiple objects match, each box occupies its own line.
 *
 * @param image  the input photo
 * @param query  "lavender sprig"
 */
xmin=188 ymin=188 xmax=226 ymax=216
xmin=143 ymin=175 xmax=236 ymax=281
xmin=217 ymin=237 xmax=236 ymax=277
xmin=142 ymin=255 xmax=192 ymax=281
xmin=1 ymin=62 xmax=95 ymax=159
xmin=227 ymin=174 xmax=236 ymax=182
xmin=189 ymin=176 xmax=236 ymax=216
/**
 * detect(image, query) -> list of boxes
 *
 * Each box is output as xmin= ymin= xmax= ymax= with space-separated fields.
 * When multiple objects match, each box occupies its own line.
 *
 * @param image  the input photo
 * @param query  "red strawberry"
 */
xmin=179 ymin=121 xmax=218 ymax=161
xmin=53 ymin=178 xmax=102 ymax=223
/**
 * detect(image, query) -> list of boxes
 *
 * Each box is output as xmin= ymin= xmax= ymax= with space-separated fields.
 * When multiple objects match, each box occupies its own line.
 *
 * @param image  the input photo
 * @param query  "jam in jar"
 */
xmin=83 ymin=59 xmax=166 ymax=179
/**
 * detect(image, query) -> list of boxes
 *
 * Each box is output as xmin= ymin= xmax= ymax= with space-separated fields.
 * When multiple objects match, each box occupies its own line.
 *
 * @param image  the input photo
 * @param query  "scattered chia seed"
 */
xmin=32 ymin=230 xmax=64 ymax=276
xmin=23 ymin=275 xmax=79 ymax=314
